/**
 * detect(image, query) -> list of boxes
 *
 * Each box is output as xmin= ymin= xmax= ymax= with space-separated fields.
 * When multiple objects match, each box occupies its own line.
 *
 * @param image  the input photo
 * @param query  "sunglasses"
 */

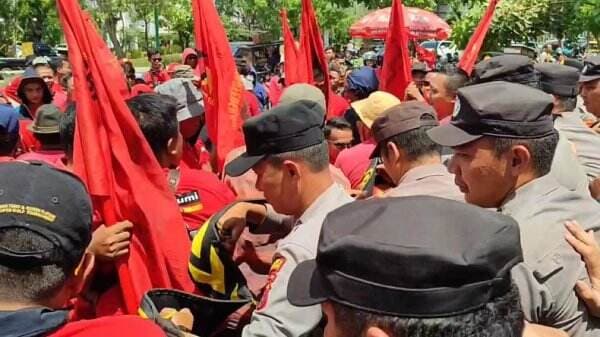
xmin=330 ymin=141 xmax=353 ymax=150
xmin=151 ymin=58 xmax=162 ymax=62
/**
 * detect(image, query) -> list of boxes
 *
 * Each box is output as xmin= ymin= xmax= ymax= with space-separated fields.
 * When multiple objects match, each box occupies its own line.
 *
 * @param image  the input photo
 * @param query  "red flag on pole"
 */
xmin=299 ymin=0 xmax=334 ymax=118
xmin=192 ymin=0 xmax=245 ymax=172
xmin=281 ymin=9 xmax=302 ymax=85
xmin=57 ymin=0 xmax=195 ymax=314
xmin=380 ymin=0 xmax=413 ymax=100
xmin=458 ymin=0 xmax=501 ymax=76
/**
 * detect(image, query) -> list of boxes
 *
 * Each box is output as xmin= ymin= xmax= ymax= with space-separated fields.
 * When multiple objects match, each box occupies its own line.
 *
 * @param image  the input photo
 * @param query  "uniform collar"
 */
xmin=499 ymin=174 xmax=559 ymax=214
xmin=0 ymin=307 xmax=68 ymax=337
xmin=296 ymin=183 xmax=346 ymax=226
xmin=398 ymin=164 xmax=449 ymax=185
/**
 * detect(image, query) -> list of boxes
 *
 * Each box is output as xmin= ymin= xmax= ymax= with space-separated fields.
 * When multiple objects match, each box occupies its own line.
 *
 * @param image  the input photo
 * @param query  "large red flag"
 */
xmin=414 ymin=39 xmax=437 ymax=70
xmin=299 ymin=0 xmax=334 ymax=118
xmin=57 ymin=0 xmax=195 ymax=314
xmin=192 ymin=0 xmax=245 ymax=172
xmin=380 ymin=0 xmax=412 ymax=100
xmin=458 ymin=0 xmax=501 ymax=75
xmin=281 ymin=9 xmax=302 ymax=85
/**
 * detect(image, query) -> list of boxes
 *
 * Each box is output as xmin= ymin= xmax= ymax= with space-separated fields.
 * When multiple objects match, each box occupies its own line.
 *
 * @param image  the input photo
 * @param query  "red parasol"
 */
xmin=350 ymin=7 xmax=451 ymax=40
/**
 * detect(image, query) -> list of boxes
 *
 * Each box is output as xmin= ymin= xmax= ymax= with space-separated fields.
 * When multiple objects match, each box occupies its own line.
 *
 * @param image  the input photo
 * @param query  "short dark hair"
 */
xmin=146 ymin=48 xmax=160 ymax=59
xmin=34 ymin=133 xmax=61 ymax=146
xmin=325 ymin=47 xmax=334 ymax=53
xmin=439 ymin=70 xmax=468 ymax=96
xmin=126 ymin=94 xmax=179 ymax=157
xmin=330 ymin=283 xmax=524 ymax=337
xmin=489 ymin=131 xmax=559 ymax=177
xmin=60 ymin=103 xmax=76 ymax=158
xmin=0 ymin=228 xmax=72 ymax=303
xmin=0 ymin=133 xmax=18 ymax=156
xmin=324 ymin=118 xmax=352 ymax=139
xmin=381 ymin=126 xmax=442 ymax=161
xmin=267 ymin=141 xmax=329 ymax=173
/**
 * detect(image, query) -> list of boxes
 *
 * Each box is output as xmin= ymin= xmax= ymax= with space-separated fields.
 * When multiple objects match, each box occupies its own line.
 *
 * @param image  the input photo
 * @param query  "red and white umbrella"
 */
xmin=350 ymin=7 xmax=451 ymax=40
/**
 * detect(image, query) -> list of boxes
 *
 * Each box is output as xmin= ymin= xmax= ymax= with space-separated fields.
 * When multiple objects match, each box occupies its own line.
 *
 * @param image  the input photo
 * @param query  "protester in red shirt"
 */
xmin=426 ymin=70 xmax=468 ymax=121
xmin=182 ymin=47 xmax=203 ymax=78
xmin=17 ymin=68 xmax=54 ymax=153
xmin=335 ymin=91 xmax=400 ymax=189
xmin=0 ymin=162 xmax=168 ymax=337
xmin=143 ymin=49 xmax=170 ymax=88
xmin=17 ymin=104 xmax=66 ymax=169
xmin=241 ymin=76 xmax=261 ymax=118
xmin=127 ymin=94 xmax=235 ymax=234
xmin=34 ymin=62 xmax=69 ymax=112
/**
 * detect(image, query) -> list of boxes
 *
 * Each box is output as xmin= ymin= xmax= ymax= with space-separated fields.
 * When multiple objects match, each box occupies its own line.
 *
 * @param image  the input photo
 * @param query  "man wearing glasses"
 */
xmin=144 ymin=48 xmax=170 ymax=88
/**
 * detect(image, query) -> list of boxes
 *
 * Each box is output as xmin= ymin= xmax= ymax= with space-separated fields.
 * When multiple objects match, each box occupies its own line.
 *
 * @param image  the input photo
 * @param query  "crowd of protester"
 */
xmin=1 ymin=39 xmax=600 ymax=337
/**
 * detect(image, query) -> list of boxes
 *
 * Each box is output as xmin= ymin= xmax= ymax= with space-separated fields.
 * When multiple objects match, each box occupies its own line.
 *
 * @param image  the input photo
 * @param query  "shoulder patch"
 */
xmin=256 ymin=257 xmax=287 ymax=311
xmin=176 ymin=191 xmax=203 ymax=214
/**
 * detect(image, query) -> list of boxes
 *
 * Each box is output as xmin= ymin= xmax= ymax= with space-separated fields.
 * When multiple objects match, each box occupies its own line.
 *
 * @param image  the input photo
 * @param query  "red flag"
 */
xmin=380 ymin=0 xmax=412 ymax=100
xmin=192 ymin=0 xmax=245 ymax=172
xmin=414 ymin=40 xmax=437 ymax=70
xmin=458 ymin=0 xmax=501 ymax=75
xmin=299 ymin=0 xmax=334 ymax=118
xmin=281 ymin=9 xmax=302 ymax=85
xmin=57 ymin=0 xmax=195 ymax=314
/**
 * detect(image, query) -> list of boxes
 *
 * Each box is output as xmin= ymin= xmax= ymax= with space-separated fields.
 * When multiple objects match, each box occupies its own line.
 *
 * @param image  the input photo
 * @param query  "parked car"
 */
xmin=0 ymin=57 xmax=28 ymax=71
xmin=420 ymin=40 xmax=458 ymax=58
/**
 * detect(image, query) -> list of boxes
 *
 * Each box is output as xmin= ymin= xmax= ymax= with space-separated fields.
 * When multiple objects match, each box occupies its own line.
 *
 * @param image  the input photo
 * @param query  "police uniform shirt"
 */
xmin=384 ymin=164 xmax=464 ymax=202
xmin=551 ymin=130 xmax=590 ymax=196
xmin=242 ymin=183 xmax=353 ymax=337
xmin=555 ymin=111 xmax=600 ymax=182
xmin=500 ymin=174 xmax=600 ymax=336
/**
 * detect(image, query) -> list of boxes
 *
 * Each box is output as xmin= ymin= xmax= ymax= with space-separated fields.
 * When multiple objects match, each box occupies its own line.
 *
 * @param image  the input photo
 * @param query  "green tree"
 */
xmin=162 ymin=0 xmax=193 ymax=50
xmin=86 ymin=0 xmax=128 ymax=57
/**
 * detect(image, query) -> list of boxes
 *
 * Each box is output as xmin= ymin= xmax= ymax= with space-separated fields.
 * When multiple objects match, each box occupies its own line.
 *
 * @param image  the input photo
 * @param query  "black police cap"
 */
xmin=0 ymin=161 xmax=92 ymax=269
xmin=225 ymin=100 xmax=325 ymax=177
xmin=472 ymin=54 xmax=539 ymax=87
xmin=535 ymin=63 xmax=579 ymax=98
xmin=580 ymin=56 xmax=600 ymax=83
xmin=427 ymin=81 xmax=555 ymax=147
xmin=287 ymin=196 xmax=522 ymax=318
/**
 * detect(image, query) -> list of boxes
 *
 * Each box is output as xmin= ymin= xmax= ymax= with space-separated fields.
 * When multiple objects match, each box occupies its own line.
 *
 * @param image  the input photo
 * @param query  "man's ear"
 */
xmin=365 ymin=327 xmax=392 ymax=337
xmin=282 ymin=160 xmax=302 ymax=179
xmin=385 ymin=142 xmax=403 ymax=164
xmin=71 ymin=251 xmax=95 ymax=295
xmin=509 ymin=144 xmax=532 ymax=176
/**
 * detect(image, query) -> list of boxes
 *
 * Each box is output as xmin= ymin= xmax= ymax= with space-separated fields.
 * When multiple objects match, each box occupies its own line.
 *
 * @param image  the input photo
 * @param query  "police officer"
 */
xmin=219 ymin=99 xmax=353 ymax=337
xmin=579 ymin=56 xmax=600 ymax=119
xmin=427 ymin=81 xmax=600 ymax=336
xmin=286 ymin=196 xmax=565 ymax=337
xmin=535 ymin=63 xmax=600 ymax=184
xmin=470 ymin=54 xmax=590 ymax=196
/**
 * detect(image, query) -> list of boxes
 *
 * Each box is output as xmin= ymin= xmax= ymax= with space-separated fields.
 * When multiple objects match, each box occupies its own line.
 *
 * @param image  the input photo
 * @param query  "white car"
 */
xmin=420 ymin=40 xmax=458 ymax=58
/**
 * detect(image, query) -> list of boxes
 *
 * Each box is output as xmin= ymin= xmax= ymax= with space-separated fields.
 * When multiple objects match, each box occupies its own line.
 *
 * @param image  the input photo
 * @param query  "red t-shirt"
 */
xmin=52 ymin=87 xmax=69 ymax=112
xmin=244 ymin=90 xmax=261 ymax=117
xmin=18 ymin=119 xmax=40 ymax=153
xmin=334 ymin=139 xmax=377 ymax=189
xmin=18 ymin=150 xmax=67 ymax=169
xmin=48 ymin=315 xmax=165 ymax=337
xmin=144 ymin=70 xmax=171 ymax=88
xmin=172 ymin=166 xmax=236 ymax=231
xmin=327 ymin=93 xmax=350 ymax=119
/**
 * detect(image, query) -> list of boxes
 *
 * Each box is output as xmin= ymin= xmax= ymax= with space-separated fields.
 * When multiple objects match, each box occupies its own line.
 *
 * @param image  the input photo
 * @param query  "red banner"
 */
xmin=281 ymin=9 xmax=302 ymax=85
xmin=458 ymin=0 xmax=501 ymax=75
xmin=192 ymin=0 xmax=245 ymax=173
xmin=299 ymin=0 xmax=334 ymax=118
xmin=57 ymin=0 xmax=195 ymax=314
xmin=414 ymin=40 xmax=437 ymax=70
xmin=380 ymin=0 xmax=412 ymax=100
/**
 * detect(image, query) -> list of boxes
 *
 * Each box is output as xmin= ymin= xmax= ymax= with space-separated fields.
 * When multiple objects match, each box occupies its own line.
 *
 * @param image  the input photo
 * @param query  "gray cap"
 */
xmin=155 ymin=78 xmax=204 ymax=122
xmin=580 ymin=56 xmax=600 ymax=83
xmin=280 ymin=84 xmax=326 ymax=114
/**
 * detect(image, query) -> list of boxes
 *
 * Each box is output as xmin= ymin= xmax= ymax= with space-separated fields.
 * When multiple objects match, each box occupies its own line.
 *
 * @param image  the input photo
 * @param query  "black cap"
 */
xmin=579 ymin=56 xmax=600 ymax=83
xmin=427 ymin=81 xmax=555 ymax=147
xmin=0 ymin=162 xmax=92 ymax=269
xmin=287 ymin=196 xmax=522 ymax=318
xmin=535 ymin=63 xmax=579 ymax=98
xmin=471 ymin=54 xmax=539 ymax=86
xmin=225 ymin=100 xmax=325 ymax=177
